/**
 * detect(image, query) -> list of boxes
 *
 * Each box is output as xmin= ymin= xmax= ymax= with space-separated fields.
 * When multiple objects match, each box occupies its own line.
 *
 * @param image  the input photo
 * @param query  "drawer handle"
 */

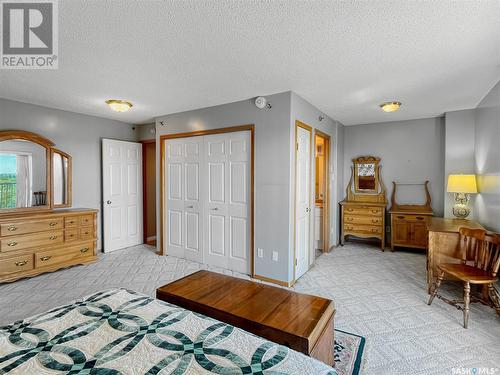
xmin=347 ymin=217 xmax=354 ymax=221
xmin=40 ymin=256 xmax=52 ymax=261
xmin=372 ymin=229 xmax=378 ymax=232
xmin=397 ymin=216 xmax=405 ymax=219
xmin=49 ymin=236 xmax=57 ymax=240
xmin=347 ymin=208 xmax=354 ymax=212
xmin=7 ymin=241 xmax=18 ymax=247
xmin=15 ymin=260 xmax=28 ymax=267
xmin=49 ymin=222 xmax=57 ymax=227
xmin=416 ymin=217 xmax=425 ymax=220
xmin=372 ymin=219 xmax=379 ymax=223
xmin=372 ymin=210 xmax=379 ymax=214
xmin=80 ymin=247 xmax=89 ymax=253
xmin=7 ymin=226 xmax=17 ymax=232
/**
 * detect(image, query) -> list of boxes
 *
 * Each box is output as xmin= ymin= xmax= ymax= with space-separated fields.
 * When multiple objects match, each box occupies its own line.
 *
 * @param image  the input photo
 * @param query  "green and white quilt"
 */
xmin=0 ymin=288 xmax=337 ymax=374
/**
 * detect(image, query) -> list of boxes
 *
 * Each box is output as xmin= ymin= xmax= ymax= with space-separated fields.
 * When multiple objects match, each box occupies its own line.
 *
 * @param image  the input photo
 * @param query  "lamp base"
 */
xmin=452 ymin=204 xmax=471 ymax=219
xmin=452 ymin=193 xmax=471 ymax=219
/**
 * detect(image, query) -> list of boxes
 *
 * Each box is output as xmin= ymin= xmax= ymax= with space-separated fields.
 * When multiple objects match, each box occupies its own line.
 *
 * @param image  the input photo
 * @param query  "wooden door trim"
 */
xmin=141 ymin=140 xmax=156 ymax=245
xmin=159 ymin=124 xmax=255 ymax=277
xmin=293 ymin=120 xmax=313 ymax=283
xmin=314 ymin=130 xmax=331 ymax=253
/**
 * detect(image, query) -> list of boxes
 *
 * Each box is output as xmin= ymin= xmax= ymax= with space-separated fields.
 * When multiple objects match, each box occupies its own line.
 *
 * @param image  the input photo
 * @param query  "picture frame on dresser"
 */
xmin=0 ymin=130 xmax=98 ymax=283
xmin=340 ymin=156 xmax=387 ymax=251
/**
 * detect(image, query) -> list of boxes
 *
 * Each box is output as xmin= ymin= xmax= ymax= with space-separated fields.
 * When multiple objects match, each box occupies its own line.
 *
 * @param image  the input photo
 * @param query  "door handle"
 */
xmin=106 ymin=200 xmax=112 ymax=205
xmin=306 ymin=207 xmax=311 ymax=213
xmin=187 ymin=205 xmax=194 ymax=209
xmin=211 ymin=208 xmax=218 ymax=211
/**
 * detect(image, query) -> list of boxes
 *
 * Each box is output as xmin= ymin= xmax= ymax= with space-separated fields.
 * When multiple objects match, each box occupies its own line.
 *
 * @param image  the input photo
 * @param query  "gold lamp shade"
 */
xmin=447 ymin=174 xmax=478 ymax=194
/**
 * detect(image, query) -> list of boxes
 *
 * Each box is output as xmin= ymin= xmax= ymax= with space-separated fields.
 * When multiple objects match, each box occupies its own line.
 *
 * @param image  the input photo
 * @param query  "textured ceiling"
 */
xmin=0 ymin=1 xmax=499 ymax=125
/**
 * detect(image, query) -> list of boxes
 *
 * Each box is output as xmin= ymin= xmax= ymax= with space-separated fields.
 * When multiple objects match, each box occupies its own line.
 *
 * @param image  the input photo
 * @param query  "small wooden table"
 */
xmin=156 ymin=270 xmax=335 ymax=366
xmin=427 ymin=217 xmax=485 ymax=293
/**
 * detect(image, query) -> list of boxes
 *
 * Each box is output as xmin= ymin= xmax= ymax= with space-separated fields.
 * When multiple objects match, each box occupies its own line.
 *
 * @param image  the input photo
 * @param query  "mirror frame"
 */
xmin=354 ymin=156 xmax=380 ymax=193
xmin=51 ymin=148 xmax=72 ymax=208
xmin=0 ymin=130 xmax=53 ymax=213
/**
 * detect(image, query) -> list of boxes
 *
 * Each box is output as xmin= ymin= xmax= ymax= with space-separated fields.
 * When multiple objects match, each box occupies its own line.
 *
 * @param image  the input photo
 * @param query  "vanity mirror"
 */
xmin=0 ymin=130 xmax=72 ymax=212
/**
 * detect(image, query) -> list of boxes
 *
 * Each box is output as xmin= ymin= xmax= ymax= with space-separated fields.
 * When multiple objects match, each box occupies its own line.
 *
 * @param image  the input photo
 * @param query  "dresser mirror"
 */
xmin=354 ymin=157 xmax=380 ymax=193
xmin=0 ymin=130 xmax=72 ymax=212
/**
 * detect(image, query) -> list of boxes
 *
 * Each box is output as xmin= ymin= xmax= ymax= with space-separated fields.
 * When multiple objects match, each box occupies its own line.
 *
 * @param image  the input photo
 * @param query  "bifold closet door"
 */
xmin=203 ymin=131 xmax=251 ymax=274
xmin=164 ymin=137 xmax=204 ymax=262
xmin=164 ymin=130 xmax=251 ymax=274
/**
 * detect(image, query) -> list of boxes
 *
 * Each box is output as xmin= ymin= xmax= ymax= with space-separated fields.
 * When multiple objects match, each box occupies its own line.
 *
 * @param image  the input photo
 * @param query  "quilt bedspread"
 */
xmin=0 ymin=288 xmax=337 ymax=374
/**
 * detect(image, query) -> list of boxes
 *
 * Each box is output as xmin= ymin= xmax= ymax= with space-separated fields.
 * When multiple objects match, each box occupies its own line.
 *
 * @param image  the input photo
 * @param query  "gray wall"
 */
xmin=443 ymin=109 xmax=476 ymax=218
xmin=0 ymin=99 xmax=136 ymax=249
xmin=155 ymin=92 xmax=293 ymax=282
xmin=289 ymin=92 xmax=344 ymax=280
xmin=474 ymin=80 xmax=500 ymax=232
xmin=343 ymin=118 xmax=446 ymax=219
xmin=136 ymin=123 xmax=156 ymax=141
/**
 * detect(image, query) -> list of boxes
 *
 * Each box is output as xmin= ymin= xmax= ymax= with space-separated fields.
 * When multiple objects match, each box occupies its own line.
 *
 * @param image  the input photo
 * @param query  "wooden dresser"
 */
xmin=340 ymin=156 xmax=387 ymax=250
xmin=340 ymin=202 xmax=386 ymax=250
xmin=0 ymin=209 xmax=98 ymax=283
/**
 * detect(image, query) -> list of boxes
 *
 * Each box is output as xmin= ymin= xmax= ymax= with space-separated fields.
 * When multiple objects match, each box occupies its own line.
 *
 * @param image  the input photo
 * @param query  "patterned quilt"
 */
xmin=0 ymin=288 xmax=337 ymax=374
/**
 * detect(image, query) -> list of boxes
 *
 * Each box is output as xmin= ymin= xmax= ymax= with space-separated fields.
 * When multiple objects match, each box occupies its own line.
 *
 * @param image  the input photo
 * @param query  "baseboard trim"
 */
xmin=253 ymin=274 xmax=292 ymax=287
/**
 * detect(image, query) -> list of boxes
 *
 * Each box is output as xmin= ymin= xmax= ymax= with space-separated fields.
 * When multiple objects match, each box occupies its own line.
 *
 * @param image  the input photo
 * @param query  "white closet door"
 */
xmin=102 ymin=139 xmax=143 ymax=253
xmin=164 ymin=137 xmax=204 ymax=262
xmin=227 ymin=131 xmax=251 ymax=274
xmin=203 ymin=131 xmax=251 ymax=273
xmin=183 ymin=137 xmax=204 ymax=262
xmin=164 ymin=130 xmax=251 ymax=274
xmin=204 ymin=133 xmax=229 ymax=269
xmin=295 ymin=126 xmax=311 ymax=279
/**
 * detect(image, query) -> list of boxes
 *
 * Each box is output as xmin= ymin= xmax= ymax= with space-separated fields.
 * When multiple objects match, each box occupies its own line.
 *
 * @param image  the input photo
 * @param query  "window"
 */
xmin=0 ymin=154 xmax=17 ymax=208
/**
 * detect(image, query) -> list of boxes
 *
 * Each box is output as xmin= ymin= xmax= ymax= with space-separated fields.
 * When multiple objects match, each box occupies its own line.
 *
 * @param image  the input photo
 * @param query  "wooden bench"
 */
xmin=156 ymin=270 xmax=335 ymax=366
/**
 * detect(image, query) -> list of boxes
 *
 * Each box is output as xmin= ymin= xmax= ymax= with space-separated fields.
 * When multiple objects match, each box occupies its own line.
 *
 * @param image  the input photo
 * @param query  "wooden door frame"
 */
xmin=293 ymin=120 xmax=313 ymax=283
xmin=141 ymin=139 xmax=156 ymax=245
xmin=314 ymin=129 xmax=330 ymax=254
xmin=159 ymin=124 xmax=255 ymax=276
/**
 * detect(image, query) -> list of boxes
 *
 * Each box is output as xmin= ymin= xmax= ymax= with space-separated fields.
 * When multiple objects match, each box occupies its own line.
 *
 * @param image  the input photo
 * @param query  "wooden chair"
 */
xmin=427 ymin=228 xmax=500 ymax=328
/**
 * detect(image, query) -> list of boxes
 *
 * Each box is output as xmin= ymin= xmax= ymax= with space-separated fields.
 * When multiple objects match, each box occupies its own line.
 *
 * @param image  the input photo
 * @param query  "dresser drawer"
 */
xmin=0 ymin=230 xmax=64 ymax=252
xmin=0 ymin=218 xmax=64 ymax=237
xmin=65 ymin=216 xmax=79 ymax=228
xmin=35 ymin=243 xmax=94 ymax=268
xmin=344 ymin=223 xmax=382 ymax=235
xmin=79 ymin=227 xmax=93 ymax=240
xmin=65 ymin=228 xmax=79 ymax=242
xmin=79 ymin=215 xmax=93 ymax=227
xmin=343 ymin=206 xmax=383 ymax=216
xmin=344 ymin=215 xmax=383 ymax=225
xmin=0 ymin=254 xmax=34 ymax=277
xmin=393 ymin=214 xmax=428 ymax=223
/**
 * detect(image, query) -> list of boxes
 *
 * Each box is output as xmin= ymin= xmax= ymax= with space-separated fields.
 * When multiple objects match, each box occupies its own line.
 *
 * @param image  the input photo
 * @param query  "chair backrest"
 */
xmin=483 ymin=232 xmax=500 ymax=277
xmin=458 ymin=227 xmax=486 ymax=265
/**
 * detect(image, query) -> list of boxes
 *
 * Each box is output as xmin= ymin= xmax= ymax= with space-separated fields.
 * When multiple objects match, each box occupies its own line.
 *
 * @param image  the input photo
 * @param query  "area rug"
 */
xmin=334 ymin=329 xmax=366 ymax=375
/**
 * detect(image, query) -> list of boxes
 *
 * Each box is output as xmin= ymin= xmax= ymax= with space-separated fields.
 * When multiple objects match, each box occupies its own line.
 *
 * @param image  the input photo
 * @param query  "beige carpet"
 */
xmin=0 ymin=243 xmax=499 ymax=374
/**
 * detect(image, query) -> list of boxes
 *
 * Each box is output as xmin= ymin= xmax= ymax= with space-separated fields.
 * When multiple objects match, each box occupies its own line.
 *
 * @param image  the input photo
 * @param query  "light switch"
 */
xmin=272 ymin=251 xmax=278 ymax=261
xmin=257 ymin=248 xmax=264 ymax=258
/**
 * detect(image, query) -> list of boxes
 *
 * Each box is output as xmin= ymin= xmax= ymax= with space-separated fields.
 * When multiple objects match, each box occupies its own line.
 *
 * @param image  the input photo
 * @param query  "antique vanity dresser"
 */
xmin=0 ymin=130 xmax=97 ymax=283
xmin=340 ymin=156 xmax=387 ymax=250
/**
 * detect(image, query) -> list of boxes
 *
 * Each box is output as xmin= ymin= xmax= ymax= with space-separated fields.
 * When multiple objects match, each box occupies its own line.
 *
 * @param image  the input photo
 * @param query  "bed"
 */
xmin=0 ymin=288 xmax=337 ymax=374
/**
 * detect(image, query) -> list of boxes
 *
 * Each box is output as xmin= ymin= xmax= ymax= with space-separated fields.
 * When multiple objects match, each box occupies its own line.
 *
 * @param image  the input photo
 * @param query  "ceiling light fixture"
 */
xmin=106 ymin=99 xmax=133 ymax=112
xmin=379 ymin=101 xmax=401 ymax=113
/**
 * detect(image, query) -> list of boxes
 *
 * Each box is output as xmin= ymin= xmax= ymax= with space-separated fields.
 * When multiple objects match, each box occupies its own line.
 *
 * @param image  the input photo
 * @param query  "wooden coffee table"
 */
xmin=156 ymin=270 xmax=335 ymax=366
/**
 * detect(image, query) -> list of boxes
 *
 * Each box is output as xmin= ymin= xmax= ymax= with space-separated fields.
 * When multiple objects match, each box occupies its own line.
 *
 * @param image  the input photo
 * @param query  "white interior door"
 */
xmin=164 ymin=137 xmax=204 ymax=262
xmin=102 ymin=139 xmax=143 ymax=253
xmin=295 ymin=126 xmax=311 ymax=279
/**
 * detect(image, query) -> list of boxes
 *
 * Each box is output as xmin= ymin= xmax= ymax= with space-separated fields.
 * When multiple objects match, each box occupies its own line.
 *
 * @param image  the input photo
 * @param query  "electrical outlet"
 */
xmin=272 ymin=251 xmax=278 ymax=261
xmin=386 ymin=226 xmax=391 ymax=232
xmin=257 ymin=248 xmax=264 ymax=258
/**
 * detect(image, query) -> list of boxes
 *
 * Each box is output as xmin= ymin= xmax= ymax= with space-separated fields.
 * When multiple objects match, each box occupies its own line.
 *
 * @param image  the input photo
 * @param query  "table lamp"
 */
xmin=447 ymin=174 xmax=478 ymax=219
